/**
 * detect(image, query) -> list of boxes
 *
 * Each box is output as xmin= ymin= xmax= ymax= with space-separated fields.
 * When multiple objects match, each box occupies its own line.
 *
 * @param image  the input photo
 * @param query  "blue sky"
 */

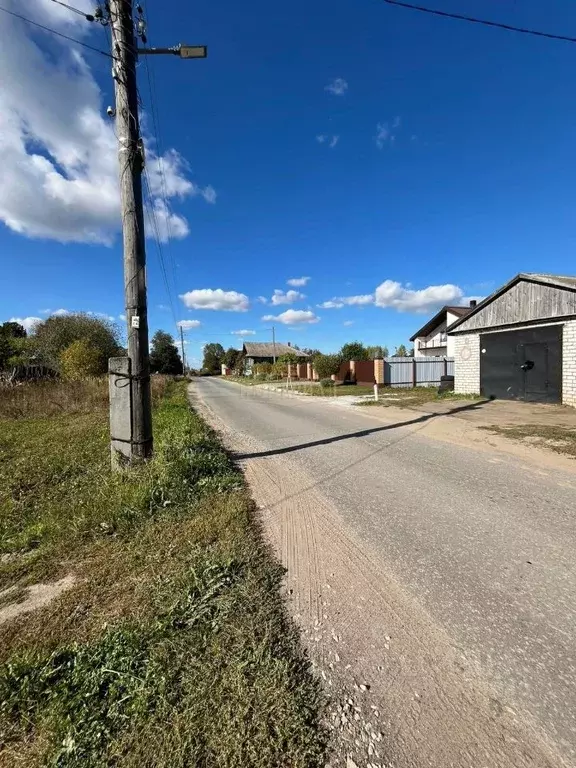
xmin=2 ymin=0 xmax=576 ymax=365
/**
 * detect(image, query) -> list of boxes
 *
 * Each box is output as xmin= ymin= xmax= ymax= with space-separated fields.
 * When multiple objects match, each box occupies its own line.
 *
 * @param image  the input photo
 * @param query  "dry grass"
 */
xmin=0 ymin=382 xmax=325 ymax=767
xmin=360 ymin=387 xmax=481 ymax=408
xmin=0 ymin=376 xmax=169 ymax=420
xmin=480 ymin=424 xmax=576 ymax=458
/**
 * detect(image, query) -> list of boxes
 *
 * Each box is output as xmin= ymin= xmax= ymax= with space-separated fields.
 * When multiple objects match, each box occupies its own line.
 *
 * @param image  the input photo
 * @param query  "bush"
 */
xmin=60 ymin=340 xmax=103 ymax=380
xmin=313 ymin=353 xmax=342 ymax=380
xmin=253 ymin=362 xmax=273 ymax=376
xmin=319 ymin=378 xmax=334 ymax=389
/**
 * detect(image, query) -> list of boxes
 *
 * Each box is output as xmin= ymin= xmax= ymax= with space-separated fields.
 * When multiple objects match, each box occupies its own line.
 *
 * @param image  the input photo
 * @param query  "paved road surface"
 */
xmin=193 ymin=378 xmax=576 ymax=768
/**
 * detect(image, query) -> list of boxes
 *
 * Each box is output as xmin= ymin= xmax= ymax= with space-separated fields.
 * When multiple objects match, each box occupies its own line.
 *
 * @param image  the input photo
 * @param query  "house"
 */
xmin=448 ymin=273 xmax=576 ymax=405
xmin=410 ymin=302 xmax=477 ymax=358
xmin=242 ymin=342 xmax=309 ymax=375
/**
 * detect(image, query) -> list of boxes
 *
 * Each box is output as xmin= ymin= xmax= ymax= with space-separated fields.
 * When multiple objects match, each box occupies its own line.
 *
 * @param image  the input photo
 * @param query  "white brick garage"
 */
xmin=448 ymin=273 xmax=576 ymax=406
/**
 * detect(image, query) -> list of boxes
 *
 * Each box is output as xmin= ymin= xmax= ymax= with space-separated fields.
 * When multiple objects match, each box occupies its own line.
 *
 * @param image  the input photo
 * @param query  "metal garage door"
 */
xmin=480 ymin=326 xmax=562 ymax=403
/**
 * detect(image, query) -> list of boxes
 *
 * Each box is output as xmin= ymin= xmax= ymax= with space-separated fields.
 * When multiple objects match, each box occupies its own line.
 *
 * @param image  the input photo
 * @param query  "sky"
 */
xmin=2 ymin=0 xmax=576 ymax=366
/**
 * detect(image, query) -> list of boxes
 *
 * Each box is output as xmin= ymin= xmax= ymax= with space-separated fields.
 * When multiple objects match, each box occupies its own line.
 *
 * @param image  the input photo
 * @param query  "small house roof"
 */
xmin=409 ymin=305 xmax=472 ymax=342
xmin=242 ymin=342 xmax=309 ymax=358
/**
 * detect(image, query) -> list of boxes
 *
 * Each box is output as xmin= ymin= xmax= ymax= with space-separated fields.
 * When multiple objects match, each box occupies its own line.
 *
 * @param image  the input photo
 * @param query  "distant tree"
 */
xmin=302 ymin=347 xmax=321 ymax=358
xmin=340 ymin=341 xmax=369 ymax=361
xmin=277 ymin=352 xmax=299 ymax=365
xmin=60 ymin=340 xmax=104 ymax=379
xmin=30 ymin=313 xmax=122 ymax=373
xmin=150 ymin=331 xmax=183 ymax=374
xmin=366 ymin=345 xmax=386 ymax=360
xmin=382 ymin=346 xmax=389 ymax=358
xmin=394 ymin=344 xmax=410 ymax=357
xmin=313 ymin=353 xmax=343 ymax=379
xmin=408 ymin=346 xmax=415 ymax=357
xmin=1 ymin=322 xmax=26 ymax=339
xmin=202 ymin=342 xmax=225 ymax=374
xmin=222 ymin=347 xmax=241 ymax=371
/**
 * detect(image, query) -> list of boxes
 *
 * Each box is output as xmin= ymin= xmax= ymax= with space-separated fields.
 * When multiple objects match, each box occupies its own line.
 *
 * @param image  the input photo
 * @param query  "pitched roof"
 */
xmin=448 ymin=272 xmax=576 ymax=333
xmin=242 ymin=342 xmax=309 ymax=357
xmin=409 ymin=305 xmax=473 ymax=342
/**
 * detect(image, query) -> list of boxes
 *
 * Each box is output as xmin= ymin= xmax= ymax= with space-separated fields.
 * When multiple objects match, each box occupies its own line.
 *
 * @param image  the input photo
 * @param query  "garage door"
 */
xmin=480 ymin=326 xmax=562 ymax=403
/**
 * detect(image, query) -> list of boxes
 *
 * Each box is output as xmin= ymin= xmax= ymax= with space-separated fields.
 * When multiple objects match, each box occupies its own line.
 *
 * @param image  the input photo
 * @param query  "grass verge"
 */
xmin=479 ymin=424 xmax=576 ymax=458
xmin=359 ymin=387 xmax=482 ymax=408
xmin=291 ymin=384 xmax=375 ymax=397
xmin=0 ymin=380 xmax=326 ymax=767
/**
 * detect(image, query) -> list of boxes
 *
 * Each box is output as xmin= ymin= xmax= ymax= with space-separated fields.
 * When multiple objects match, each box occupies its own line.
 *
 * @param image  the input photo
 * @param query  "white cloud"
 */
xmin=9 ymin=316 xmax=42 ymax=332
xmin=119 ymin=314 xmax=127 ymax=322
xmin=262 ymin=309 xmax=320 ymax=325
xmin=316 ymin=134 xmax=339 ymax=149
xmin=177 ymin=319 xmax=201 ymax=329
xmin=270 ymin=289 xmax=305 ymax=306
xmin=0 ymin=8 xmax=213 ymax=244
xmin=343 ymin=320 xmax=354 ymax=326
xmin=318 ymin=294 xmax=373 ymax=309
xmin=51 ymin=308 xmax=69 ymax=317
xmin=179 ymin=289 xmax=249 ymax=312
xmin=329 ymin=135 xmax=339 ymax=149
xmin=316 ymin=135 xmax=326 ymax=144
xmin=325 ymin=78 xmax=348 ymax=96
xmin=256 ymin=296 xmax=268 ymax=304
xmin=374 ymin=280 xmax=464 ymax=313
xmin=375 ymin=117 xmax=401 ymax=149
xmin=231 ymin=329 xmax=256 ymax=336
xmin=287 ymin=276 xmax=310 ymax=287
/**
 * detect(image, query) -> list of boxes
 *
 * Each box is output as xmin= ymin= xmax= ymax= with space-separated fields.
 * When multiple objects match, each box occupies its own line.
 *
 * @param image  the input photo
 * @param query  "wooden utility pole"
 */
xmin=109 ymin=0 xmax=152 ymax=460
xmin=107 ymin=0 xmax=206 ymax=461
xmin=179 ymin=326 xmax=186 ymax=373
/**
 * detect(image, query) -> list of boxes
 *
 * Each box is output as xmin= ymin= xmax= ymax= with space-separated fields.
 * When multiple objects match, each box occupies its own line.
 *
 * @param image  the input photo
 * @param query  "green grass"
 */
xmin=291 ymin=383 xmax=376 ymax=397
xmin=0 ymin=381 xmax=326 ymax=767
xmin=479 ymin=424 xmax=576 ymax=458
xmin=359 ymin=387 xmax=482 ymax=408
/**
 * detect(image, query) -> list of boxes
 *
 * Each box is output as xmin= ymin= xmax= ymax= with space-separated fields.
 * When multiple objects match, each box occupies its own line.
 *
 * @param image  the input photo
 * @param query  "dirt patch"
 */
xmin=480 ymin=425 xmax=576 ymax=458
xmin=0 ymin=575 xmax=76 ymax=627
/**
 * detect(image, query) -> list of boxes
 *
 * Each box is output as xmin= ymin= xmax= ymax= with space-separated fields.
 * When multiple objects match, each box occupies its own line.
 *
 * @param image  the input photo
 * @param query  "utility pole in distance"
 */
xmin=107 ymin=0 xmax=206 ymax=461
xmin=179 ymin=325 xmax=186 ymax=373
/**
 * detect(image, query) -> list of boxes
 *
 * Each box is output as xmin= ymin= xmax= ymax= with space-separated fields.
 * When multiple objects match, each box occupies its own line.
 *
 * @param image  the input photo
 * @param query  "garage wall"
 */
xmin=563 ymin=320 xmax=576 ymax=407
xmin=454 ymin=334 xmax=480 ymax=394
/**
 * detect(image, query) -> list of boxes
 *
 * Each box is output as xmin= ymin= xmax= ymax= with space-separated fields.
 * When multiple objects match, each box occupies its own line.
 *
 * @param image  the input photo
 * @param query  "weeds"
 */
xmin=0 ymin=381 xmax=326 ymax=767
xmin=480 ymin=424 xmax=576 ymax=458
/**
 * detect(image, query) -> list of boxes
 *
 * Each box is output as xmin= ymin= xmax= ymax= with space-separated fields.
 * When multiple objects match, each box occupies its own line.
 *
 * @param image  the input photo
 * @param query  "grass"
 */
xmin=479 ymin=424 xmax=576 ymax=458
xmin=359 ymin=387 xmax=482 ymax=408
xmin=0 ymin=380 xmax=326 ymax=767
xmin=291 ymin=383 xmax=376 ymax=397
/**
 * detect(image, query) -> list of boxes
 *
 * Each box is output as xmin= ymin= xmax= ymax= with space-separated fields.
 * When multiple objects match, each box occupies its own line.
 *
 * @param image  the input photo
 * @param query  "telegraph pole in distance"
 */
xmin=107 ymin=0 xmax=207 ymax=460
xmin=179 ymin=326 xmax=186 ymax=373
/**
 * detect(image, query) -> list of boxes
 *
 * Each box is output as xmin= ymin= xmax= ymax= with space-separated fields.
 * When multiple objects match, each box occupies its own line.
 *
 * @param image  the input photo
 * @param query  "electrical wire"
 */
xmin=381 ymin=0 xmax=576 ymax=44
xmin=0 ymin=4 xmax=116 ymax=57
xmin=49 ymin=0 xmax=92 ymax=20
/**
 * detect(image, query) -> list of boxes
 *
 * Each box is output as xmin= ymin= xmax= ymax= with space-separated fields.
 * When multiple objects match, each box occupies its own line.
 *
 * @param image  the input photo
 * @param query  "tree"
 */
xmin=1 ymin=322 xmax=26 ymax=339
xmin=60 ymin=339 xmax=104 ymax=379
xmin=30 ymin=314 xmax=122 ymax=373
xmin=339 ymin=341 xmax=369 ymax=361
xmin=150 ymin=331 xmax=183 ymax=374
xmin=366 ymin=345 xmax=387 ymax=360
xmin=313 ymin=353 xmax=343 ymax=379
xmin=222 ymin=347 xmax=241 ymax=371
xmin=202 ymin=342 xmax=225 ymax=374
xmin=302 ymin=347 xmax=321 ymax=358
xmin=382 ymin=346 xmax=389 ymax=358
xmin=394 ymin=344 xmax=410 ymax=357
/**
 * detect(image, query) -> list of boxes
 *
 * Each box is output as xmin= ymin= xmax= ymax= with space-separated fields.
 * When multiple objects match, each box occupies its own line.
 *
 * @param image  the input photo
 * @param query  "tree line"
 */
xmin=0 ymin=315 xmax=185 ymax=378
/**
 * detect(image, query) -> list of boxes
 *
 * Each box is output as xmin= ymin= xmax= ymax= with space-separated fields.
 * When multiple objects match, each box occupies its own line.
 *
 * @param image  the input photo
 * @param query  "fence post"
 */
xmin=109 ymin=357 xmax=132 ymax=470
xmin=443 ymin=357 xmax=448 ymax=377
xmin=412 ymin=358 xmax=417 ymax=388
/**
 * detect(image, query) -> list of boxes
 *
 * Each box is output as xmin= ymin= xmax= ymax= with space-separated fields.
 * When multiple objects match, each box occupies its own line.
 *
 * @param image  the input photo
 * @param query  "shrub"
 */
xmin=319 ymin=378 xmax=334 ymax=389
xmin=60 ymin=340 xmax=104 ymax=379
xmin=253 ymin=362 xmax=273 ymax=376
xmin=313 ymin=353 xmax=342 ymax=380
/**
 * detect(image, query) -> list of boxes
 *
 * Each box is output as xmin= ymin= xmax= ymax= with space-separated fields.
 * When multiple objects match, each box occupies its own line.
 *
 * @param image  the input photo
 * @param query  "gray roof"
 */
xmin=410 ymin=305 xmax=472 ymax=342
xmin=243 ymin=342 xmax=309 ymax=358
xmin=448 ymin=272 xmax=576 ymax=333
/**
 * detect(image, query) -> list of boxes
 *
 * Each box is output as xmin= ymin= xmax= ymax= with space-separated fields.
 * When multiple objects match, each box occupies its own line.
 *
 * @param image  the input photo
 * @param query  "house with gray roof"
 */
xmin=242 ymin=342 xmax=309 ymax=375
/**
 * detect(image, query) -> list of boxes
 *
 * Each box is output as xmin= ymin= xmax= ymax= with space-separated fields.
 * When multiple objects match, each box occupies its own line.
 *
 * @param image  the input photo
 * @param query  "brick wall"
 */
xmin=563 ymin=320 xmax=576 ymax=407
xmin=454 ymin=334 xmax=480 ymax=394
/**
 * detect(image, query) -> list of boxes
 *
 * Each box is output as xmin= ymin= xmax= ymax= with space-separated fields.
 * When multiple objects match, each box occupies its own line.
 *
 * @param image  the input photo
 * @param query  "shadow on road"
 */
xmin=235 ymin=399 xmax=490 ymax=460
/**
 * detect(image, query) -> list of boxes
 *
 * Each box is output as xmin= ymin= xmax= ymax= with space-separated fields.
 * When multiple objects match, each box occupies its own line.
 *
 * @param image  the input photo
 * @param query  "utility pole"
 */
xmin=272 ymin=325 xmax=277 ymax=363
xmin=107 ymin=0 xmax=207 ymax=461
xmin=179 ymin=326 xmax=186 ymax=373
xmin=109 ymin=0 xmax=151 ymax=460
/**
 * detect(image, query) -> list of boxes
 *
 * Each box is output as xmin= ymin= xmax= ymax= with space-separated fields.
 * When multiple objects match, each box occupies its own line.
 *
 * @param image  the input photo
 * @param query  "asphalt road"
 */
xmin=194 ymin=377 xmax=576 ymax=766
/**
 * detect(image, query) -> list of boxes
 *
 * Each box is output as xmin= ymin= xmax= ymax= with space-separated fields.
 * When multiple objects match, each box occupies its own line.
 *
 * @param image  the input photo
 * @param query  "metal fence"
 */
xmin=384 ymin=357 xmax=454 ymax=388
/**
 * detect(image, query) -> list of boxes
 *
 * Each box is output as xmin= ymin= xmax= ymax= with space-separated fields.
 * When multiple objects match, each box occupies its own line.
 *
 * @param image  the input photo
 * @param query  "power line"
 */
xmin=0 ymin=4 xmax=115 ymax=57
xmin=382 ymin=0 xmax=576 ymax=44
xmin=49 ymin=0 xmax=93 ymax=20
